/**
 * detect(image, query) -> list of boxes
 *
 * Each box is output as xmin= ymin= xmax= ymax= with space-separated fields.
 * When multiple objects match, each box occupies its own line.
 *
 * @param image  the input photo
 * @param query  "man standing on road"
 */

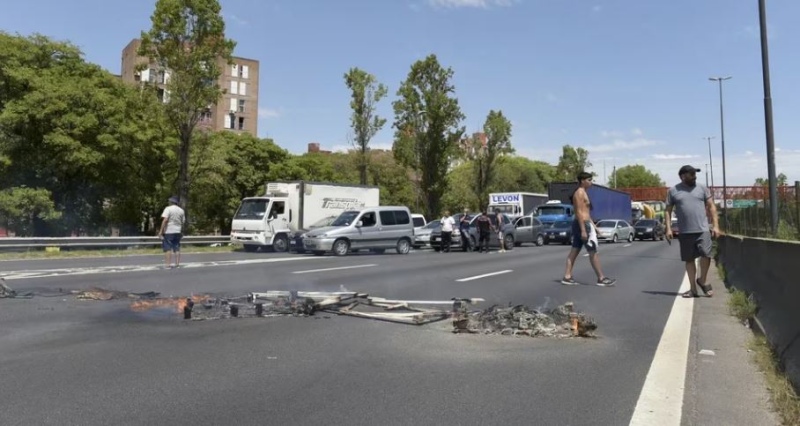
xmin=476 ymin=211 xmax=493 ymax=253
xmin=665 ymin=165 xmax=719 ymax=298
xmin=440 ymin=211 xmax=456 ymax=253
xmin=494 ymin=209 xmax=507 ymax=253
xmin=159 ymin=196 xmax=185 ymax=269
xmin=459 ymin=209 xmax=472 ymax=251
xmin=561 ymin=172 xmax=616 ymax=286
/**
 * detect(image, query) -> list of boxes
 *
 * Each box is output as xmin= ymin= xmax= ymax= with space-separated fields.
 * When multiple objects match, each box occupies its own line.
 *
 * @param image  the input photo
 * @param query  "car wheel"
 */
xmin=536 ymin=234 xmax=545 ymax=246
xmin=333 ymin=239 xmax=350 ymax=256
xmin=504 ymin=234 xmax=515 ymax=250
xmin=272 ymin=235 xmax=289 ymax=253
xmin=627 ymin=233 xmax=634 ymax=243
xmin=612 ymin=234 xmax=618 ymax=243
xmin=396 ymin=238 xmax=411 ymax=255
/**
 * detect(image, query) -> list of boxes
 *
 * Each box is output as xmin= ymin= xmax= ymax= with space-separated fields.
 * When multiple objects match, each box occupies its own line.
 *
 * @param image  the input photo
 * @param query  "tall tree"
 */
xmin=555 ymin=145 xmax=592 ymax=181
xmin=344 ymin=67 xmax=387 ymax=185
xmin=392 ymin=54 xmax=465 ymax=219
xmin=613 ymin=164 xmax=664 ymax=187
xmin=139 ymin=0 xmax=236 ymax=223
xmin=469 ymin=110 xmax=514 ymax=209
xmin=754 ymin=173 xmax=788 ymax=187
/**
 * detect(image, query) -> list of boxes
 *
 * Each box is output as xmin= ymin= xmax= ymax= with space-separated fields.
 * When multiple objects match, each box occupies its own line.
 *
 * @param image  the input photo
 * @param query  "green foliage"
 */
xmin=344 ymin=67 xmax=388 ymax=185
xmin=392 ymin=54 xmax=465 ymax=219
xmin=139 ymin=0 xmax=236 ymax=218
xmin=0 ymin=187 xmax=61 ymax=236
xmin=613 ymin=164 xmax=664 ymax=187
xmin=754 ymin=173 xmax=788 ymax=187
xmin=469 ymin=110 xmax=514 ymax=210
xmin=555 ymin=145 xmax=592 ymax=181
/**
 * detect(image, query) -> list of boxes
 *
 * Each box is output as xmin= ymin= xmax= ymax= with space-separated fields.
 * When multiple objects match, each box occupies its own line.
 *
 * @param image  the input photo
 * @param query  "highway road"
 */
xmin=0 ymin=241 xmax=691 ymax=425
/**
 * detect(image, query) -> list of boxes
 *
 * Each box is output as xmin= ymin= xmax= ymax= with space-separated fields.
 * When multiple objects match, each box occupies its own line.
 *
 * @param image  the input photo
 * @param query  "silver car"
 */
xmin=414 ymin=219 xmax=440 ymax=249
xmin=302 ymin=206 xmax=415 ymax=256
xmin=594 ymin=219 xmax=634 ymax=243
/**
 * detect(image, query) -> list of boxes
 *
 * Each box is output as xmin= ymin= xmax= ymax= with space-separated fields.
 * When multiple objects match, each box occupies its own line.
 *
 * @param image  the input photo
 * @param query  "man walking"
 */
xmin=494 ymin=209 xmax=507 ymax=253
xmin=159 ymin=196 xmax=185 ymax=269
xmin=561 ymin=172 xmax=616 ymax=286
xmin=665 ymin=165 xmax=718 ymax=298
xmin=459 ymin=209 xmax=473 ymax=251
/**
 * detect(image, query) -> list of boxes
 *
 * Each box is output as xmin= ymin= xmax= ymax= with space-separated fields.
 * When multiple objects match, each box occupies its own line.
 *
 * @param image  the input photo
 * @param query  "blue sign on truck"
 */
xmin=534 ymin=182 xmax=632 ymax=224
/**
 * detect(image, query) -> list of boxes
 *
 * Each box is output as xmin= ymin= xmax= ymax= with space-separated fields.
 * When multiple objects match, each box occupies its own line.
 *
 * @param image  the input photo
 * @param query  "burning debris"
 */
xmin=0 ymin=279 xmax=597 ymax=338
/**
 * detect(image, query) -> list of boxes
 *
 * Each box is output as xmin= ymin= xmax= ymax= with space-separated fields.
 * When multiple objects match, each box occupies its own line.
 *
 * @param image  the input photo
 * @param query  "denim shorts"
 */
xmin=162 ymin=233 xmax=182 ymax=252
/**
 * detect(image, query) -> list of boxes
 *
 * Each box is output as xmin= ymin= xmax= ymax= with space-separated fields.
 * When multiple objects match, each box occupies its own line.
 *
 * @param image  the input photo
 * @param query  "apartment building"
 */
xmin=120 ymin=38 xmax=259 ymax=136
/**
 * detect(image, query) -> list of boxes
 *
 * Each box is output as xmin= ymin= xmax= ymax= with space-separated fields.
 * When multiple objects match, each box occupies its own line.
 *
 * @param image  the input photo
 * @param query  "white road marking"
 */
xmin=624 ymin=243 xmax=632 ymax=247
xmin=0 ymin=256 xmax=329 ymax=281
xmin=292 ymin=264 xmax=377 ymax=274
xmin=456 ymin=270 xmax=513 ymax=282
xmin=628 ymin=265 xmax=694 ymax=426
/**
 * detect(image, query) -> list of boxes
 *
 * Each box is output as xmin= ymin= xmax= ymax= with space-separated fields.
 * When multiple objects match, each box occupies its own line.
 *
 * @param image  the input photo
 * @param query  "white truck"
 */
xmin=488 ymin=192 xmax=549 ymax=217
xmin=230 ymin=181 xmax=380 ymax=252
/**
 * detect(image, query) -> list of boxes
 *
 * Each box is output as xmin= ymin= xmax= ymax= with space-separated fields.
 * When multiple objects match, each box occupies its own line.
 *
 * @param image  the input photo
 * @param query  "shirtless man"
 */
xmin=561 ymin=172 xmax=616 ymax=286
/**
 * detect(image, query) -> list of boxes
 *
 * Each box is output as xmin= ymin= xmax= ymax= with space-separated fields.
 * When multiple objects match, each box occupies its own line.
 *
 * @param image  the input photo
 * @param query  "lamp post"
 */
xmin=704 ymin=136 xmax=715 ymax=188
xmin=759 ymin=0 xmax=779 ymax=234
xmin=709 ymin=76 xmax=732 ymax=230
xmin=705 ymin=164 xmax=709 ymax=187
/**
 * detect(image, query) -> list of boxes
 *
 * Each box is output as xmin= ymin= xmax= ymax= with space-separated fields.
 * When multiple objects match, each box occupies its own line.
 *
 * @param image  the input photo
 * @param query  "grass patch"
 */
xmin=748 ymin=335 xmax=800 ymax=425
xmin=717 ymin=262 xmax=727 ymax=283
xmin=0 ymin=244 xmax=237 ymax=261
xmin=727 ymin=287 xmax=757 ymax=323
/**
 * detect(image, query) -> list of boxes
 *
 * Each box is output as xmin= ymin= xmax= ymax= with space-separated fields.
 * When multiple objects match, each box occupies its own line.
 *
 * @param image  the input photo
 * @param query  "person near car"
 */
xmin=159 ymin=196 xmax=185 ymax=269
xmin=440 ymin=211 xmax=456 ymax=253
xmin=476 ymin=211 xmax=493 ymax=253
xmin=561 ymin=172 xmax=616 ymax=286
xmin=665 ymin=165 xmax=719 ymax=298
xmin=494 ymin=209 xmax=507 ymax=253
xmin=459 ymin=209 xmax=472 ymax=251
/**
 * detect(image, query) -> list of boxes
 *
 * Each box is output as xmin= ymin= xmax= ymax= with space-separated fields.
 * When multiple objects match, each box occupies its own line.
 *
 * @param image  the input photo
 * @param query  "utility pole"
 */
xmin=612 ymin=165 xmax=617 ymax=189
xmin=704 ymin=136 xmax=715 ymax=188
xmin=705 ymin=164 xmax=709 ymax=187
xmin=709 ymin=76 xmax=732 ymax=230
xmin=759 ymin=0 xmax=779 ymax=235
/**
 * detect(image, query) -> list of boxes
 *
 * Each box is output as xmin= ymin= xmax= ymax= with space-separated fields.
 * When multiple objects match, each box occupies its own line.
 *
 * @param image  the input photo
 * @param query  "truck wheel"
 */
xmin=535 ymin=234 xmax=544 ymax=246
xmin=503 ymin=235 xmax=515 ymax=250
xmin=272 ymin=235 xmax=288 ymax=253
xmin=333 ymin=239 xmax=350 ymax=256
xmin=243 ymin=245 xmax=258 ymax=253
xmin=396 ymin=238 xmax=411 ymax=255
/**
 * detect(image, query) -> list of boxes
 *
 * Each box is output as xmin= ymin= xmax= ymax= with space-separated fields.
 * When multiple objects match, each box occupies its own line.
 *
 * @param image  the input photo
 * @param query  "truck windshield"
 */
xmin=537 ymin=206 xmax=565 ymax=216
xmin=234 ymin=199 xmax=269 ymax=219
xmin=331 ymin=211 xmax=360 ymax=227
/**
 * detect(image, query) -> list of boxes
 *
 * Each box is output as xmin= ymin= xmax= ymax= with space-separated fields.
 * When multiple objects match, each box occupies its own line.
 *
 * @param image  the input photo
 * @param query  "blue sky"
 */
xmin=2 ymin=0 xmax=798 ymax=186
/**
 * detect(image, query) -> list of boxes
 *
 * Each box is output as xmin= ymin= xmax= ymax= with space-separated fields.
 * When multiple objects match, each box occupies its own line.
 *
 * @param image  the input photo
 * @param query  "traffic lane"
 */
xmin=1 ymin=294 xmax=657 ymax=426
xmin=0 ymin=248 xmax=297 ymax=271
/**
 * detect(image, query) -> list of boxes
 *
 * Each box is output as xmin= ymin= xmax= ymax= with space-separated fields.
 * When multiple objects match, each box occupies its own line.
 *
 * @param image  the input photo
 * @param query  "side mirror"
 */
xmin=356 ymin=221 xmax=363 ymax=228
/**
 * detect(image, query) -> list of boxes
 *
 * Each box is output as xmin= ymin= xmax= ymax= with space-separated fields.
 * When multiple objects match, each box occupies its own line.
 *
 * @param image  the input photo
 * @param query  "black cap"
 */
xmin=678 ymin=165 xmax=700 ymax=175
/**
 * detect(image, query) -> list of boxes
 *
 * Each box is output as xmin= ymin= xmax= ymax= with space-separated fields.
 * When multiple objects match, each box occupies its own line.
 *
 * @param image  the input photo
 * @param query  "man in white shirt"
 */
xmin=159 ymin=196 xmax=186 ymax=269
xmin=440 ymin=211 xmax=456 ymax=253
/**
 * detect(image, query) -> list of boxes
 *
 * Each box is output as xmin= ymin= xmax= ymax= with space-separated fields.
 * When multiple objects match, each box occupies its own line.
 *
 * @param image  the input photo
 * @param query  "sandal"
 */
xmin=697 ymin=279 xmax=714 ymax=297
xmin=682 ymin=290 xmax=699 ymax=298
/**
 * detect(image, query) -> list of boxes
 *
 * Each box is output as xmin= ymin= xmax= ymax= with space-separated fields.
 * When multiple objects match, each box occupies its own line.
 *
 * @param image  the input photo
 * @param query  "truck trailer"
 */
xmin=534 ymin=182 xmax=633 ymax=224
xmin=230 ymin=181 xmax=380 ymax=252
xmin=487 ymin=192 xmax=549 ymax=217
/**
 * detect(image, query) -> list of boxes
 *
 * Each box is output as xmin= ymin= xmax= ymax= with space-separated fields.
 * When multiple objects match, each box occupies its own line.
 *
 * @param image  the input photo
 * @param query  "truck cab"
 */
xmin=230 ymin=196 xmax=292 ymax=252
xmin=534 ymin=201 xmax=574 ymax=225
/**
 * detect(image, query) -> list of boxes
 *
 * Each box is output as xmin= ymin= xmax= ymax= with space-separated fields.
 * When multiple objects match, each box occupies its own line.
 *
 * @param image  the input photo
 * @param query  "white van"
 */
xmin=301 ymin=206 xmax=415 ymax=256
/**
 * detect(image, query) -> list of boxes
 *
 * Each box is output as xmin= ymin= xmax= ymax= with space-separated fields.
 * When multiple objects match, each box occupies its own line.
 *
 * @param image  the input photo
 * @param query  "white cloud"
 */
xmin=586 ymin=137 xmax=660 ymax=153
xmin=329 ymin=142 xmax=394 ymax=153
xmin=631 ymin=128 xmax=643 ymax=136
xmin=652 ymin=154 xmax=698 ymax=160
xmin=258 ymin=107 xmax=281 ymax=119
xmin=222 ymin=12 xmax=248 ymax=26
xmin=426 ymin=0 xmax=518 ymax=9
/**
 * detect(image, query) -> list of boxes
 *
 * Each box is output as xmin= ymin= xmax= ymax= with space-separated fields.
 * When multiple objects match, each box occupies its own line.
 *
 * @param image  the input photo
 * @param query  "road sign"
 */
xmin=732 ymin=200 xmax=758 ymax=208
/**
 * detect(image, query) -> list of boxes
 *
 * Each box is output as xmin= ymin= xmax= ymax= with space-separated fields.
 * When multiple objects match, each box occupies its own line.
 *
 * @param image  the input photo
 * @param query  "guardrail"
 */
xmin=0 ymin=236 xmax=231 ymax=251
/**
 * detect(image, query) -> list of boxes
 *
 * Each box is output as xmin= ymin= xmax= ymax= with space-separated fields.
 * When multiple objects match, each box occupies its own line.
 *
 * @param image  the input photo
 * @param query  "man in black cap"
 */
xmin=665 ymin=165 xmax=719 ymax=297
xmin=158 ymin=196 xmax=186 ymax=269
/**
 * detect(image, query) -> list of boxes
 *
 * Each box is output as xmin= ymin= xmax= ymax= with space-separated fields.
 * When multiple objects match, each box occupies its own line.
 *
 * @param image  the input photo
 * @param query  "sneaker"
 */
xmin=597 ymin=277 xmax=616 ymax=287
xmin=561 ymin=277 xmax=579 ymax=286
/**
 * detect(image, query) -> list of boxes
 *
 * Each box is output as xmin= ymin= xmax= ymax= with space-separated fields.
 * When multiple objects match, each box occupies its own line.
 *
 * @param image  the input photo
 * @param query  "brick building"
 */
xmin=120 ymin=38 xmax=260 ymax=136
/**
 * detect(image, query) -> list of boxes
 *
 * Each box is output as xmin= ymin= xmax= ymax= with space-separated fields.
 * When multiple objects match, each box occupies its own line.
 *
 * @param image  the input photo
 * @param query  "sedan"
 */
xmin=543 ymin=220 xmax=573 ymax=245
xmin=633 ymin=219 xmax=665 ymax=241
xmin=594 ymin=219 xmax=635 ymax=243
xmin=513 ymin=215 xmax=546 ymax=246
xmin=290 ymin=215 xmax=338 ymax=253
xmin=413 ymin=219 xmax=440 ymax=249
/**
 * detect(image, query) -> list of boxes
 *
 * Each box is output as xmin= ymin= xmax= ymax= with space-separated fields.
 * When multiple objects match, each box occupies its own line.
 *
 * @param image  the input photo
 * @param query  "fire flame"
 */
xmin=130 ymin=295 xmax=210 ymax=313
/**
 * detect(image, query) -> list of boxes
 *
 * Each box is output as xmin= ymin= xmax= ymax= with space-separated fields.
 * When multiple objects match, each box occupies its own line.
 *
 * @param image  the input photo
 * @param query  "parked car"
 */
xmin=594 ymin=219 xmax=634 ymax=243
xmin=301 ymin=206 xmax=415 ymax=256
xmin=671 ymin=218 xmax=680 ymax=236
xmin=290 ymin=215 xmax=338 ymax=253
xmin=461 ymin=213 xmax=516 ymax=251
xmin=544 ymin=220 xmax=573 ymax=245
xmin=413 ymin=219 xmax=440 ymax=249
xmin=633 ymin=219 xmax=665 ymax=241
xmin=513 ymin=215 xmax=546 ymax=246
xmin=411 ymin=213 xmax=427 ymax=229
xmin=429 ymin=213 xmax=472 ymax=252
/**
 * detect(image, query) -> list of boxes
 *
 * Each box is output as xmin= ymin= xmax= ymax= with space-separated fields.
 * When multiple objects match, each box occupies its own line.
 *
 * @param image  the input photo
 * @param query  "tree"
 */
xmin=0 ymin=187 xmax=61 ymax=236
xmin=754 ymin=173 xmax=788 ymax=187
xmin=613 ymin=164 xmax=664 ymax=188
xmin=392 ymin=54 xmax=465 ymax=219
xmin=492 ymin=156 xmax=555 ymax=194
xmin=139 ymin=0 xmax=236 ymax=223
xmin=555 ymin=145 xmax=592 ymax=181
xmin=465 ymin=110 xmax=514 ymax=210
xmin=344 ymin=67 xmax=387 ymax=185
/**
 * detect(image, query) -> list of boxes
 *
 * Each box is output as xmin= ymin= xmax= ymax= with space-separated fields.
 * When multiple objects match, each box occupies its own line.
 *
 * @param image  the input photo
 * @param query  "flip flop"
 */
xmin=682 ymin=290 xmax=699 ymax=298
xmin=697 ymin=279 xmax=714 ymax=297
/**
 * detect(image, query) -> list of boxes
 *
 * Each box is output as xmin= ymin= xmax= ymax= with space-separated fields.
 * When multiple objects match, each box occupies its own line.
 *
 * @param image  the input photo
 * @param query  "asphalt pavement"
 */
xmin=0 ymin=240 xmax=777 ymax=425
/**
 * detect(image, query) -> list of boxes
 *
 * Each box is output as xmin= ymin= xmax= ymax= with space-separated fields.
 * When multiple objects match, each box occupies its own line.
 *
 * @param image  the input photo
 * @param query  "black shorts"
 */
xmin=678 ymin=231 xmax=712 ymax=262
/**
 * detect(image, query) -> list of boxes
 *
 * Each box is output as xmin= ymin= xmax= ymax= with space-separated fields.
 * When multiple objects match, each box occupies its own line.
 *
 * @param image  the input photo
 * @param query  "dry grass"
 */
xmin=748 ymin=336 xmax=800 ymax=426
xmin=0 ymin=244 xmax=237 ymax=261
xmin=727 ymin=288 xmax=757 ymax=323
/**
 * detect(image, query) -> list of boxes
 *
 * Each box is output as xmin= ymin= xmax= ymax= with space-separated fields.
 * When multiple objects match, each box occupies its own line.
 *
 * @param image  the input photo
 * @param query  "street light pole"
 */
xmin=759 ymin=0 xmax=779 ymax=234
xmin=709 ymin=76 xmax=732 ymax=230
xmin=705 ymin=164 xmax=709 ymax=187
xmin=704 ymin=136 xmax=715 ymax=188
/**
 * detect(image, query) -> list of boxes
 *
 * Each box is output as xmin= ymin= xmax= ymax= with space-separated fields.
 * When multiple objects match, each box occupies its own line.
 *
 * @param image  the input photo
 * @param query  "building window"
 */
xmin=239 ymin=82 xmax=247 ymax=96
xmin=200 ymin=108 xmax=212 ymax=122
xmin=230 ymin=80 xmax=238 ymax=95
xmin=225 ymin=113 xmax=235 ymax=129
xmin=239 ymin=65 xmax=249 ymax=79
xmin=238 ymin=117 xmax=245 ymax=130
xmin=238 ymin=99 xmax=245 ymax=113
xmin=232 ymin=64 xmax=238 ymax=76
xmin=229 ymin=97 xmax=237 ymax=113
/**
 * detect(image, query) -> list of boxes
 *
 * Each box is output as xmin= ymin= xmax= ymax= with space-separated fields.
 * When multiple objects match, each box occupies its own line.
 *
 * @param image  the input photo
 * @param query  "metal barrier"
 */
xmin=0 ymin=236 xmax=231 ymax=250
